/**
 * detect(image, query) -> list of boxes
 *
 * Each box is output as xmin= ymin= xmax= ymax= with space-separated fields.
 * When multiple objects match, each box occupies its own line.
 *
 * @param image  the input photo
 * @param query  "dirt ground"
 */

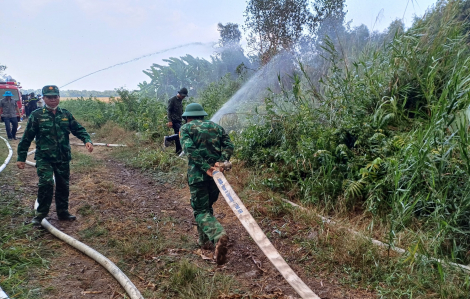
xmin=5 ymin=135 xmax=376 ymax=299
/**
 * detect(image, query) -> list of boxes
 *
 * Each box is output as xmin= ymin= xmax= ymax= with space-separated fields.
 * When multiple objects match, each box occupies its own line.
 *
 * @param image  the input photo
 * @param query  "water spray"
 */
xmin=60 ymin=42 xmax=214 ymax=89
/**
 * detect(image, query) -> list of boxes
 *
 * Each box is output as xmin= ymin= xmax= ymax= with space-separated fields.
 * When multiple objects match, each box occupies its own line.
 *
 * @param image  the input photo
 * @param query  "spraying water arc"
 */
xmin=60 ymin=42 xmax=215 ymax=89
xmin=211 ymin=52 xmax=296 ymax=125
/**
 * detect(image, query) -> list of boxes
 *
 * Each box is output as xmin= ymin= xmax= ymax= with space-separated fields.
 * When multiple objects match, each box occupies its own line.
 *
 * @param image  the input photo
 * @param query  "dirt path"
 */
xmin=7 ymin=136 xmax=376 ymax=299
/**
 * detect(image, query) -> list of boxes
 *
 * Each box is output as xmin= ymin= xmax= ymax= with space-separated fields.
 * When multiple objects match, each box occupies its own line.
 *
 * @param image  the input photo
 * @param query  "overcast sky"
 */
xmin=1 ymin=0 xmax=437 ymax=91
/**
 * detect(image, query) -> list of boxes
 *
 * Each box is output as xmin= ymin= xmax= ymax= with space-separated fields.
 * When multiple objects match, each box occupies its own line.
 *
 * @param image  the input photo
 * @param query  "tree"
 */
xmin=140 ymin=23 xmax=253 ymax=98
xmin=217 ymin=23 xmax=242 ymax=48
xmin=244 ymin=0 xmax=315 ymax=64
xmin=244 ymin=0 xmax=349 ymax=64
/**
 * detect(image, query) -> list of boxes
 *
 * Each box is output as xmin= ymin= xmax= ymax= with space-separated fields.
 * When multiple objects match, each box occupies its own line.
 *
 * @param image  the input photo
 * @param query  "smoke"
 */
xmin=60 ymin=42 xmax=215 ymax=89
xmin=211 ymin=52 xmax=296 ymax=124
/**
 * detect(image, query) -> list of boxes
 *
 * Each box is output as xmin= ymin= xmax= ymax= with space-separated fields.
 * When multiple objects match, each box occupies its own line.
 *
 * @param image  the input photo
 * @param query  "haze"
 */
xmin=1 ymin=0 xmax=437 ymax=91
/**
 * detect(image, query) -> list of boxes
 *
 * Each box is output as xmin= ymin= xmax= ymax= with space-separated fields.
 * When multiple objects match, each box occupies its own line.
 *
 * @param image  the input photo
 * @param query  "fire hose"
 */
xmin=0 ymin=136 xmax=13 ymax=173
xmin=23 ymin=147 xmax=143 ymax=299
xmin=213 ymin=163 xmax=320 ymax=299
xmin=0 ymin=125 xmax=22 ymax=136
xmin=4 ymin=138 xmax=469 ymax=298
xmin=0 ymin=287 xmax=9 ymax=299
xmin=1 ymin=142 xmax=142 ymax=299
xmin=281 ymin=199 xmax=470 ymax=273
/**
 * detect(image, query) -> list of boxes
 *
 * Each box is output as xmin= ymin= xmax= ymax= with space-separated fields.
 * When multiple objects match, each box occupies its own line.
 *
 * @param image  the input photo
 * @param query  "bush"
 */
xmin=235 ymin=0 xmax=470 ymax=263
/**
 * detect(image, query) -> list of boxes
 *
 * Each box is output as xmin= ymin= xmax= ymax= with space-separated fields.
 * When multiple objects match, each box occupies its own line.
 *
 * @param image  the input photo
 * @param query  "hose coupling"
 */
xmin=219 ymin=160 xmax=232 ymax=171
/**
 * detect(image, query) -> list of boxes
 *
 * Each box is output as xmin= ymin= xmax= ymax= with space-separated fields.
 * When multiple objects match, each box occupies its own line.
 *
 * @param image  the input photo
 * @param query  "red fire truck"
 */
xmin=0 ymin=79 xmax=25 ymax=120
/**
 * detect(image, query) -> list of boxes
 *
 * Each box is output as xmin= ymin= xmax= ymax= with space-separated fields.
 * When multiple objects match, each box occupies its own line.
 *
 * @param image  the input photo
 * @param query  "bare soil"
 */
xmin=6 ymin=136 xmax=376 ymax=299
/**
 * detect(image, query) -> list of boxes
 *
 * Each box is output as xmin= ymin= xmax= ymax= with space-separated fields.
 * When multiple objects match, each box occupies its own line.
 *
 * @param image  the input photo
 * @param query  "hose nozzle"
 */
xmin=218 ymin=160 xmax=232 ymax=171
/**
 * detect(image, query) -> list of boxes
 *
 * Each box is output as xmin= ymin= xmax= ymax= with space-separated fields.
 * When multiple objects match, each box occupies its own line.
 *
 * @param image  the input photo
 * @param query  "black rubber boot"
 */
xmin=31 ymin=214 xmax=46 ymax=225
xmin=58 ymin=211 xmax=76 ymax=221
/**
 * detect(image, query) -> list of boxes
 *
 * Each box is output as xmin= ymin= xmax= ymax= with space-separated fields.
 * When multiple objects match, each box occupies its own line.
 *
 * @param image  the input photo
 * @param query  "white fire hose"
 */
xmin=0 ymin=287 xmax=9 ymax=299
xmin=213 ymin=166 xmax=320 ymax=299
xmin=282 ymin=199 xmax=470 ymax=273
xmin=24 ymin=146 xmax=143 ymax=299
xmin=0 ymin=136 xmax=13 ymax=173
xmin=70 ymin=142 xmax=126 ymax=147
xmin=0 ymin=125 xmax=22 ymax=135
xmin=0 ymin=137 xmax=14 ymax=298
xmin=41 ymin=219 xmax=144 ymax=299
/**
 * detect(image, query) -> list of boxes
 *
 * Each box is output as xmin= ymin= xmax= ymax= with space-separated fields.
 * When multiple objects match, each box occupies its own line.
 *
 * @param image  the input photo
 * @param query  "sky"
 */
xmin=0 ymin=0 xmax=437 ymax=92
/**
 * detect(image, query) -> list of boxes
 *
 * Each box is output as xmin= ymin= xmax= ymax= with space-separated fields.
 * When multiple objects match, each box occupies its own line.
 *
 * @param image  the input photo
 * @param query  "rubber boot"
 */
xmin=214 ymin=235 xmax=229 ymax=265
xmin=57 ymin=211 xmax=76 ymax=221
xmin=31 ymin=214 xmax=46 ymax=225
xmin=198 ymin=225 xmax=212 ymax=249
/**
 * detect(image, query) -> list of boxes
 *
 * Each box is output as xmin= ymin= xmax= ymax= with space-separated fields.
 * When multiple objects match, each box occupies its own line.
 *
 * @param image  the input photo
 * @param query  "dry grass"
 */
xmin=226 ymin=163 xmax=470 ymax=297
xmin=92 ymin=121 xmax=136 ymax=145
xmin=61 ymin=97 xmax=114 ymax=102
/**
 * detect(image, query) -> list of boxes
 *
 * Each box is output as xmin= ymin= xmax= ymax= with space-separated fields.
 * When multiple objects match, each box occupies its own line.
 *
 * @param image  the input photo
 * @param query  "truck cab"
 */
xmin=0 ymin=80 xmax=25 ymax=120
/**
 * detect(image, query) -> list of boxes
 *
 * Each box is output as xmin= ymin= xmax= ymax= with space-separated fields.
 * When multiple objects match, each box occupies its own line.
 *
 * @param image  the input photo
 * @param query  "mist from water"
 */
xmin=60 ymin=42 xmax=215 ymax=89
xmin=211 ymin=52 xmax=296 ymax=124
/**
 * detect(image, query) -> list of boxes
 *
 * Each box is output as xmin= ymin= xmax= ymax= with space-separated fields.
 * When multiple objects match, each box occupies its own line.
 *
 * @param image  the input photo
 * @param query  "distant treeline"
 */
xmin=21 ymin=89 xmax=119 ymax=97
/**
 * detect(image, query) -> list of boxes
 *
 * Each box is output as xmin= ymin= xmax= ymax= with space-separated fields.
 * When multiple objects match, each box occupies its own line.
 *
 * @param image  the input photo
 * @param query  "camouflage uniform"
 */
xmin=180 ymin=119 xmax=234 ymax=245
xmin=17 ymin=106 xmax=92 ymax=217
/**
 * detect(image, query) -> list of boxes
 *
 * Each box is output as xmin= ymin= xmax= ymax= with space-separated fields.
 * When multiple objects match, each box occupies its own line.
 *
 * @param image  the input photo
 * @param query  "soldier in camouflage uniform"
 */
xmin=180 ymin=103 xmax=234 ymax=265
xmin=17 ymin=85 xmax=94 ymax=225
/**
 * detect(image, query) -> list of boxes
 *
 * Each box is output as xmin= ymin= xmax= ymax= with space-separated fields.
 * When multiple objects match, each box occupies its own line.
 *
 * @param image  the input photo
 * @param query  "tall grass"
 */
xmin=236 ymin=0 xmax=470 ymax=264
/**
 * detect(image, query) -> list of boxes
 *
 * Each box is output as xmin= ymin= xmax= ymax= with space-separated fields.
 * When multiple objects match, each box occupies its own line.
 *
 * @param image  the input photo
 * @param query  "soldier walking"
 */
xmin=163 ymin=87 xmax=188 ymax=154
xmin=0 ymin=91 xmax=22 ymax=140
xmin=179 ymin=103 xmax=234 ymax=265
xmin=16 ymin=85 xmax=94 ymax=225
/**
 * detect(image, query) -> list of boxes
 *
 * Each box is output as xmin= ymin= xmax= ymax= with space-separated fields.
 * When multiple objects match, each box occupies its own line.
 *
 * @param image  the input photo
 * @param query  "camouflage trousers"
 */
xmin=36 ymin=159 xmax=70 ymax=216
xmin=190 ymin=180 xmax=226 ymax=245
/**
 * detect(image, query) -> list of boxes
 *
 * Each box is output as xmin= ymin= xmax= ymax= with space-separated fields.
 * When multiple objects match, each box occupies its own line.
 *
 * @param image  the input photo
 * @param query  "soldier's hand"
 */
xmin=86 ymin=142 xmax=94 ymax=153
xmin=214 ymin=162 xmax=224 ymax=173
xmin=166 ymin=122 xmax=173 ymax=128
xmin=17 ymin=162 xmax=25 ymax=169
xmin=206 ymin=167 xmax=217 ymax=177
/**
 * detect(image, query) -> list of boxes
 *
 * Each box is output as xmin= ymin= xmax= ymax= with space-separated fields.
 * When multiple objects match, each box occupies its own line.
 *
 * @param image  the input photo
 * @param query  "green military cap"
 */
xmin=42 ymin=85 xmax=60 ymax=96
xmin=182 ymin=103 xmax=208 ymax=117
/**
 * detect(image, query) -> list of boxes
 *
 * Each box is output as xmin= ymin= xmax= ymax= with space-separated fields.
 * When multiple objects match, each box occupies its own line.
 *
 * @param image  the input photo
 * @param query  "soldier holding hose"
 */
xmin=179 ymin=103 xmax=234 ymax=265
xmin=16 ymin=85 xmax=94 ymax=225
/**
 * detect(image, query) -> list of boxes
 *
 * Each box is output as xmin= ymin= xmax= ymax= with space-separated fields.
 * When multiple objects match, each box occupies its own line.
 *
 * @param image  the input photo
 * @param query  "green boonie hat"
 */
xmin=182 ymin=103 xmax=208 ymax=117
xmin=42 ymin=85 xmax=60 ymax=96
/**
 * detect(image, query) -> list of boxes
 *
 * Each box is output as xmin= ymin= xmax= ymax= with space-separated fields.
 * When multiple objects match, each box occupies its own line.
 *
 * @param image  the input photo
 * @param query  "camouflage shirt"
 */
xmin=180 ymin=120 xmax=234 ymax=185
xmin=17 ymin=107 xmax=92 ymax=163
xmin=167 ymin=95 xmax=183 ymax=123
